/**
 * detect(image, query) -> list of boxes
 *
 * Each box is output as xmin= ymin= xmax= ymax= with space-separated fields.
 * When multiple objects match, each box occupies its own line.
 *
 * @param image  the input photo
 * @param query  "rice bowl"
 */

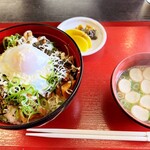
xmin=0 ymin=23 xmax=83 ymax=129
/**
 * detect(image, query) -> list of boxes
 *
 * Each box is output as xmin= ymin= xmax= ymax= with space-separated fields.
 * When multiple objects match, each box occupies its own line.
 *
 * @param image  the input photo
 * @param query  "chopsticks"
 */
xmin=26 ymin=128 xmax=150 ymax=142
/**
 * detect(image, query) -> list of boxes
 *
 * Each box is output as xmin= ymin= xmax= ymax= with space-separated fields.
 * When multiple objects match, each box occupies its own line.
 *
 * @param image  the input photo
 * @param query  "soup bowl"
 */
xmin=0 ymin=23 xmax=83 ymax=129
xmin=112 ymin=52 xmax=150 ymax=128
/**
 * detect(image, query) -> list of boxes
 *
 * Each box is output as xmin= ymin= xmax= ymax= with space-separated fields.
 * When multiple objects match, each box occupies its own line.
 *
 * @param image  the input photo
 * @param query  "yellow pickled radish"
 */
xmin=65 ymin=29 xmax=92 ymax=49
xmin=71 ymin=35 xmax=89 ymax=52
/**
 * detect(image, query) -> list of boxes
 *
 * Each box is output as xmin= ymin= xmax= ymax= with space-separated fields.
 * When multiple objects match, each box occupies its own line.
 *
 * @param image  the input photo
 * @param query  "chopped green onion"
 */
xmin=120 ymin=99 xmax=133 ymax=110
xmin=132 ymin=82 xmax=140 ymax=92
xmin=3 ymin=33 xmax=21 ymax=50
xmin=23 ymin=85 xmax=37 ymax=95
xmin=19 ymin=95 xmax=27 ymax=103
xmin=8 ymin=86 xmax=21 ymax=94
xmin=21 ymin=105 xmax=35 ymax=116
xmin=11 ymin=77 xmax=20 ymax=85
xmin=7 ymin=77 xmax=20 ymax=89
xmin=41 ymin=71 xmax=59 ymax=92
xmin=39 ymin=97 xmax=49 ymax=108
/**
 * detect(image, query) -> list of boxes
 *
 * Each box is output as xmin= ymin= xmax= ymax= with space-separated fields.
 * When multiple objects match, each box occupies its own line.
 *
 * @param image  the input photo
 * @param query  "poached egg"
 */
xmin=0 ymin=43 xmax=55 ymax=95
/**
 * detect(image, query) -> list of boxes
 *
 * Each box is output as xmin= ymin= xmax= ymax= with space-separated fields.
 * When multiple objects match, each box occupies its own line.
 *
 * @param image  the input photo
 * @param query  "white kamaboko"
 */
xmin=117 ymin=66 xmax=150 ymax=123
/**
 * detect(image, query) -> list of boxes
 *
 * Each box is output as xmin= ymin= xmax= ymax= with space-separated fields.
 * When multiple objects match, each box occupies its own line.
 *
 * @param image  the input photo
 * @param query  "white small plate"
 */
xmin=57 ymin=17 xmax=107 ymax=56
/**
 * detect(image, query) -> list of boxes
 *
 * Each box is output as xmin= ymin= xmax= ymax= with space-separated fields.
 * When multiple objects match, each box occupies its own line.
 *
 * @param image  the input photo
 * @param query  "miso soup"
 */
xmin=117 ymin=66 xmax=150 ymax=122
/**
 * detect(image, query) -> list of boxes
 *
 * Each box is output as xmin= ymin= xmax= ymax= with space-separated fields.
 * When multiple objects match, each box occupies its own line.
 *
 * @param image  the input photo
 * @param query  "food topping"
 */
xmin=0 ymin=30 xmax=80 ymax=124
xmin=76 ymin=24 xmax=97 ymax=40
xmin=65 ymin=29 xmax=92 ymax=52
xmin=65 ymin=24 xmax=97 ymax=52
xmin=117 ymin=66 xmax=150 ymax=122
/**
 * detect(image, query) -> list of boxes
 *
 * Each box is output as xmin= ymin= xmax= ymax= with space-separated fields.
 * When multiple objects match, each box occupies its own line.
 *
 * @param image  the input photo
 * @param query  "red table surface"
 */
xmin=0 ymin=21 xmax=150 ymax=150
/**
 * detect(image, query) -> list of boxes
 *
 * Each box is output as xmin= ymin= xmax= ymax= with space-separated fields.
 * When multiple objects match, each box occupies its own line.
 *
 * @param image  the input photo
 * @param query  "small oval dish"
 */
xmin=58 ymin=17 xmax=107 ymax=56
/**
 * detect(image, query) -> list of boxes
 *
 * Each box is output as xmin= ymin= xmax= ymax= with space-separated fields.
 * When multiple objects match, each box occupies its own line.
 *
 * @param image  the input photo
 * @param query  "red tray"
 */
xmin=0 ymin=21 xmax=150 ymax=150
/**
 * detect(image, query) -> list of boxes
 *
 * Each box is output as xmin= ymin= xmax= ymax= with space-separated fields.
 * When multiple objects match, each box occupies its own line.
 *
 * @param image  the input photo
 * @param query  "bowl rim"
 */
xmin=111 ymin=52 xmax=150 ymax=128
xmin=0 ymin=23 xmax=83 ymax=129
